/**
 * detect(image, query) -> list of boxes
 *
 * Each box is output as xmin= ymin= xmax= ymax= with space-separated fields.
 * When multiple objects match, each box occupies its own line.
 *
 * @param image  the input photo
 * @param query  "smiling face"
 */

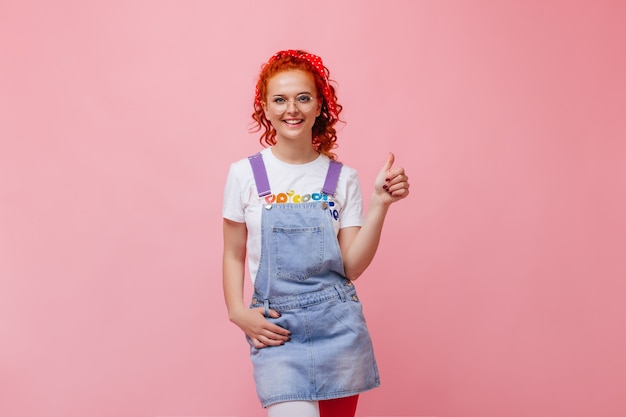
xmin=262 ymin=70 xmax=322 ymax=145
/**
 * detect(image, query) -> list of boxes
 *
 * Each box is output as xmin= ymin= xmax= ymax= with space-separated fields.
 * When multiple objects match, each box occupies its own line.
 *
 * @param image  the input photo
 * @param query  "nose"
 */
xmin=286 ymin=99 xmax=299 ymax=113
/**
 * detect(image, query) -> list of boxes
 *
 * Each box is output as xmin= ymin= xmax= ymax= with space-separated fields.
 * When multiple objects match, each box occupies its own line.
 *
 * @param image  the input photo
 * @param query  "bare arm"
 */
xmin=222 ymin=218 xmax=291 ymax=348
xmin=339 ymin=153 xmax=410 ymax=280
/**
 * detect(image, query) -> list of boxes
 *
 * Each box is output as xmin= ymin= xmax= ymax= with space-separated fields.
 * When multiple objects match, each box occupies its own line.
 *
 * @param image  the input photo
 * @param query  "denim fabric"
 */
xmin=249 ymin=199 xmax=380 ymax=408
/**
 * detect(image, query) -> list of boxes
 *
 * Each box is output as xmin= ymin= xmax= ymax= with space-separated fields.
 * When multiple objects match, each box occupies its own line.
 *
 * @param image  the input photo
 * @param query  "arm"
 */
xmin=222 ymin=218 xmax=291 ymax=348
xmin=339 ymin=153 xmax=410 ymax=280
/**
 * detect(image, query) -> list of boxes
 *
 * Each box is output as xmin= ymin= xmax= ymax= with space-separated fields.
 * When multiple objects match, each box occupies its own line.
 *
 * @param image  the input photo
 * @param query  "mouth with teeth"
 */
xmin=283 ymin=119 xmax=304 ymax=126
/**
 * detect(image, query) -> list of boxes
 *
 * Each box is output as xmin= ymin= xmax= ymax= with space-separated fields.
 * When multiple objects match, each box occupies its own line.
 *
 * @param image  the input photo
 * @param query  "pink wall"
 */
xmin=1 ymin=1 xmax=625 ymax=416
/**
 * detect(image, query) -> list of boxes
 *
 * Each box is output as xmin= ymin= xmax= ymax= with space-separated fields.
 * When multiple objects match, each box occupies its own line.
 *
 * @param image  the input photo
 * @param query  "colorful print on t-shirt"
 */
xmin=263 ymin=189 xmax=339 ymax=221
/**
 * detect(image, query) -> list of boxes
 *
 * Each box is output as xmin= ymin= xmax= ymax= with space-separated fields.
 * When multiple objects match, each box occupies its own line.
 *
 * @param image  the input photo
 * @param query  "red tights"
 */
xmin=319 ymin=395 xmax=359 ymax=417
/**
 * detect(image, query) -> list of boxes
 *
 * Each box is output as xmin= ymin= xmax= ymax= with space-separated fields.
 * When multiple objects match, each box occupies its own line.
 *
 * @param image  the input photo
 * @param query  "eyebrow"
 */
xmin=271 ymin=92 xmax=314 ymax=97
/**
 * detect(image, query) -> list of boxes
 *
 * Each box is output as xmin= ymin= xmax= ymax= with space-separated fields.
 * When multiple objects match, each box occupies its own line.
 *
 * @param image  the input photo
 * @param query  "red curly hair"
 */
xmin=251 ymin=50 xmax=343 ymax=160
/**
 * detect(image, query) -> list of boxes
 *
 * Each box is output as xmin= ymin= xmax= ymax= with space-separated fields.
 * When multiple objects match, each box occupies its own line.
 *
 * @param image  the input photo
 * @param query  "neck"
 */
xmin=271 ymin=139 xmax=319 ymax=164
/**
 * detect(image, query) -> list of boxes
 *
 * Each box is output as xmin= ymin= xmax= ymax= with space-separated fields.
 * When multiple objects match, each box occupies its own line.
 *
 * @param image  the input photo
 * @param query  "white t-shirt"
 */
xmin=223 ymin=147 xmax=364 ymax=283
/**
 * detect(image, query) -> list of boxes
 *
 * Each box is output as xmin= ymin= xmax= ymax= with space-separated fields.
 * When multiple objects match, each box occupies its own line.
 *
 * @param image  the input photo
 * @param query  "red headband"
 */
xmin=254 ymin=50 xmax=339 ymax=119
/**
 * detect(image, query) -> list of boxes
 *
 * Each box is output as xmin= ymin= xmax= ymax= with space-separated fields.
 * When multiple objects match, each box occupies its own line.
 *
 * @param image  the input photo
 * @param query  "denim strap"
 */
xmin=248 ymin=153 xmax=272 ymax=197
xmin=321 ymin=160 xmax=342 ymax=196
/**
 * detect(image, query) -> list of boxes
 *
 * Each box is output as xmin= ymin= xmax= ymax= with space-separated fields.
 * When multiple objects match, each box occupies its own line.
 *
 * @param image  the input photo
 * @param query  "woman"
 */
xmin=222 ymin=50 xmax=410 ymax=417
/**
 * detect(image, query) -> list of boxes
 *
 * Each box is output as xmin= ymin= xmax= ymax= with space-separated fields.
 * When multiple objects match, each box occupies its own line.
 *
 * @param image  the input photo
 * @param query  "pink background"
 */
xmin=1 ymin=1 xmax=625 ymax=416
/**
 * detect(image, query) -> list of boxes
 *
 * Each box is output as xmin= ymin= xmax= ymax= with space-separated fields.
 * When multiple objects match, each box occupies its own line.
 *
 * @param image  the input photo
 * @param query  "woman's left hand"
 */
xmin=375 ymin=152 xmax=410 ymax=204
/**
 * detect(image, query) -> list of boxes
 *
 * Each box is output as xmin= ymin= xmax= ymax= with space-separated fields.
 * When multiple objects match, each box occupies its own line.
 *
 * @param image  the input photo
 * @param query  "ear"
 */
xmin=316 ymin=97 xmax=322 ymax=117
xmin=261 ymin=101 xmax=269 ymax=119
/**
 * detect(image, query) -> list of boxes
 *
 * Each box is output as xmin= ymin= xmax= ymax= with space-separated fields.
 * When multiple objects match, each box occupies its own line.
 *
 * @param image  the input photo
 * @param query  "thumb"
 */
xmin=381 ymin=152 xmax=395 ymax=173
xmin=268 ymin=309 xmax=282 ymax=319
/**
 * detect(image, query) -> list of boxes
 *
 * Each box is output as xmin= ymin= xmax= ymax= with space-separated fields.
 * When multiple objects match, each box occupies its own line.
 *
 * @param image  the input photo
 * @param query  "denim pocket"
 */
xmin=347 ymin=294 xmax=367 ymax=322
xmin=272 ymin=225 xmax=324 ymax=281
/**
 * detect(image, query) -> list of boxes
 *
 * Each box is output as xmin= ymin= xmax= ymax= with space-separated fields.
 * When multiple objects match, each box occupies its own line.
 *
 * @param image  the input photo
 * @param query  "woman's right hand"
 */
xmin=230 ymin=307 xmax=291 ymax=349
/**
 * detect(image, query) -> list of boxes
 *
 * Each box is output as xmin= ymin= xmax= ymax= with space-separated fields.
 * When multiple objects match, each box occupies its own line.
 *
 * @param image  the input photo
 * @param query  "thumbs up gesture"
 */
xmin=375 ymin=153 xmax=410 ymax=205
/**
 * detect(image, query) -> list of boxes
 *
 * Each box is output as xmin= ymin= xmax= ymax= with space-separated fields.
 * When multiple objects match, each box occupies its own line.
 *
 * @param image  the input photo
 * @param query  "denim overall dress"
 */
xmin=247 ymin=153 xmax=380 ymax=408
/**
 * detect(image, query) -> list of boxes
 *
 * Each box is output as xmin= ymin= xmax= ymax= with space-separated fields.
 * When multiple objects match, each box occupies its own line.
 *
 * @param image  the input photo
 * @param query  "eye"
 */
xmin=297 ymin=95 xmax=314 ymax=103
xmin=273 ymin=97 xmax=286 ymax=104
